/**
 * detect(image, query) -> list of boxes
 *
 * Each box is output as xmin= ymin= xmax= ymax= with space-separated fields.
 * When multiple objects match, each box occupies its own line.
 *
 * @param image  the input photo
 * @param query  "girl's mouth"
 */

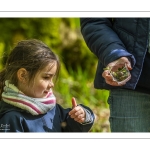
xmin=44 ymin=91 xmax=48 ymax=94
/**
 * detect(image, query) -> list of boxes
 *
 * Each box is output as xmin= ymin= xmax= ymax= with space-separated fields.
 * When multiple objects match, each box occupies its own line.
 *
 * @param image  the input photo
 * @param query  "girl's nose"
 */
xmin=48 ymin=81 xmax=54 ymax=88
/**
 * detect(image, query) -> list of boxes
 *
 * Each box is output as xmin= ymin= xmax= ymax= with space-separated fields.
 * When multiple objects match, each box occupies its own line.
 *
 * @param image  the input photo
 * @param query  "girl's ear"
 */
xmin=17 ymin=68 xmax=28 ymax=83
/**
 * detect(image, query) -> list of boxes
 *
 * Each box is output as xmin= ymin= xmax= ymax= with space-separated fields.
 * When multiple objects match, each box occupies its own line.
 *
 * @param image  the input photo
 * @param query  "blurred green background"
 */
xmin=0 ymin=18 xmax=110 ymax=132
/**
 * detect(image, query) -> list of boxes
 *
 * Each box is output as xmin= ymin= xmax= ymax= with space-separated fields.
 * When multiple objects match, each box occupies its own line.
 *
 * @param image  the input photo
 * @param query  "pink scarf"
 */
xmin=2 ymin=80 xmax=56 ymax=115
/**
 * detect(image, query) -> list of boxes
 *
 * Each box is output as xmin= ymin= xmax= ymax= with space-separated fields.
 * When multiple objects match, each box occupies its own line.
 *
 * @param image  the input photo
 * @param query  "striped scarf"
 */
xmin=2 ymin=80 xmax=56 ymax=115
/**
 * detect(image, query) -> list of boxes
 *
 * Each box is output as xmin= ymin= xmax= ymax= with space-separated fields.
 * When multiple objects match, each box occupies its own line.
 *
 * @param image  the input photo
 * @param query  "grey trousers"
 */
xmin=108 ymin=89 xmax=150 ymax=132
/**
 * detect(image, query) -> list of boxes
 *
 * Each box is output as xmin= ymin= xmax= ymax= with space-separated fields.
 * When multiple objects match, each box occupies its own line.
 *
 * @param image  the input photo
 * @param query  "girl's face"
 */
xmin=21 ymin=62 xmax=57 ymax=98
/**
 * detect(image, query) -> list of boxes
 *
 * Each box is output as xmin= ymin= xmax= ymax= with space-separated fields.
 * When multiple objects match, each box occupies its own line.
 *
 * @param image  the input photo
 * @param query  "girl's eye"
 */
xmin=44 ymin=76 xmax=51 ymax=80
xmin=43 ymin=75 xmax=54 ymax=80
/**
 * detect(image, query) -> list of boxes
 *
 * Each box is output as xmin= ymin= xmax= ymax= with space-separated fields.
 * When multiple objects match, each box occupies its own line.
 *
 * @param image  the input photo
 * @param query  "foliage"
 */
xmin=0 ymin=18 xmax=110 ymax=132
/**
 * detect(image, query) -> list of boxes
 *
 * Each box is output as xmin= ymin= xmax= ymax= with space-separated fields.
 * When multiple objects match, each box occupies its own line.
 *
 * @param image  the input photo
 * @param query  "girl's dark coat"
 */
xmin=0 ymin=100 xmax=94 ymax=132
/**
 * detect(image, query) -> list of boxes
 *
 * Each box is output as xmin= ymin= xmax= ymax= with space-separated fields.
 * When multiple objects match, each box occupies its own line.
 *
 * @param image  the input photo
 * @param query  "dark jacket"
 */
xmin=80 ymin=18 xmax=150 ymax=92
xmin=0 ymin=100 xmax=95 ymax=132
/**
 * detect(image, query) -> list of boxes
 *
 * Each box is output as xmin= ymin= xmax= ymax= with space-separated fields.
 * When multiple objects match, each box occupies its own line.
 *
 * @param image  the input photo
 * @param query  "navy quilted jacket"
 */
xmin=80 ymin=18 xmax=150 ymax=91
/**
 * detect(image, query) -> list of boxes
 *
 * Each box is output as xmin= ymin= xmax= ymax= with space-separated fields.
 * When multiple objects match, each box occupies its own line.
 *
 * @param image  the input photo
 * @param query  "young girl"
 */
xmin=0 ymin=39 xmax=95 ymax=132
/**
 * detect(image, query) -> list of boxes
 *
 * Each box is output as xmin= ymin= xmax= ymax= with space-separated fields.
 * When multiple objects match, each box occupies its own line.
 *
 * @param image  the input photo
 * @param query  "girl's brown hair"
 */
xmin=0 ymin=39 xmax=60 ymax=98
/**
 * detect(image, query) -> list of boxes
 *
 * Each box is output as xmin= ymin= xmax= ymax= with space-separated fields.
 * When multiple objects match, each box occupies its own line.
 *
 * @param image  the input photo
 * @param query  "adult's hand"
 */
xmin=102 ymin=57 xmax=132 ymax=86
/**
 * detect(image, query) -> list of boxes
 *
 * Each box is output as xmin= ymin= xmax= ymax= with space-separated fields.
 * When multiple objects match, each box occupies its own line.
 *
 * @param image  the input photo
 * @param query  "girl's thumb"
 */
xmin=72 ymin=97 xmax=77 ymax=108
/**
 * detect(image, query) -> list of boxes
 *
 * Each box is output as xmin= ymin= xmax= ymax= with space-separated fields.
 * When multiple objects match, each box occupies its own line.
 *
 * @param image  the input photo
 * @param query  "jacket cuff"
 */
xmin=104 ymin=49 xmax=136 ymax=68
xmin=79 ymin=105 xmax=94 ymax=125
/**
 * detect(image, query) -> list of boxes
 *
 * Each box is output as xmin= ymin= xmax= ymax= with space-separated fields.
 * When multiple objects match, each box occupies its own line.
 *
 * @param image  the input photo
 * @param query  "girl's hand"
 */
xmin=69 ymin=97 xmax=86 ymax=123
xmin=102 ymin=57 xmax=132 ymax=86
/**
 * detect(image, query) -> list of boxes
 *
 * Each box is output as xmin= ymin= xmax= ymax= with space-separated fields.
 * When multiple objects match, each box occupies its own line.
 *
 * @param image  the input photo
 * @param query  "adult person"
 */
xmin=80 ymin=18 xmax=150 ymax=132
